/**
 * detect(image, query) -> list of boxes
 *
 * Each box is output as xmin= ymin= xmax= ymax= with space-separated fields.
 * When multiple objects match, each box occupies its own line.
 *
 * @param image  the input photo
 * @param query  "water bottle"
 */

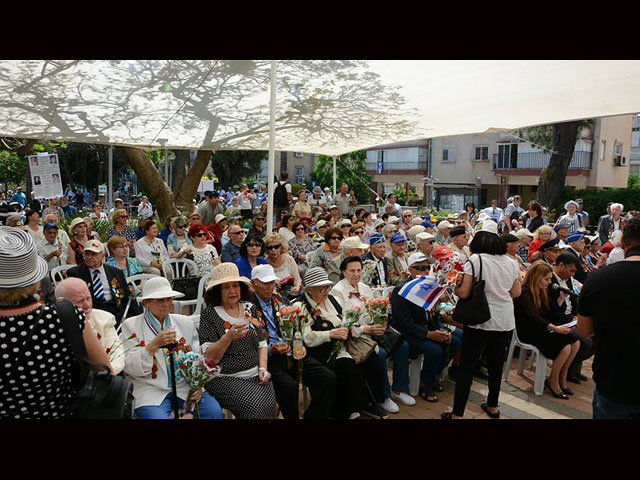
xmin=292 ymin=332 xmax=304 ymax=360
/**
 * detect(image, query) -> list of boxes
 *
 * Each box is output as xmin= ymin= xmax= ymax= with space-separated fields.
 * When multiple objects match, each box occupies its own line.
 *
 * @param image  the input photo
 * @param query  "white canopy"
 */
xmin=1 ymin=60 xmax=640 ymax=155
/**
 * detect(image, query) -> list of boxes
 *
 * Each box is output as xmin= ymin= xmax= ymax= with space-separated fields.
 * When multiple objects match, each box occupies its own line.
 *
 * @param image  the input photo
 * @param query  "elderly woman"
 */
xmin=585 ymin=235 xmax=605 ymax=268
xmin=83 ymin=217 xmax=100 ymax=240
xmin=234 ymin=233 xmax=267 ymax=279
xmin=0 ymin=227 xmax=112 ymax=418
xmin=120 ymin=276 xmax=224 ymax=419
xmin=166 ymin=217 xmax=193 ymax=259
xmin=105 ymin=209 xmax=137 ymax=249
xmin=23 ymin=208 xmax=44 ymax=243
xmin=294 ymin=267 xmax=387 ymax=419
xmin=134 ymin=219 xmax=170 ymax=276
xmin=348 ymin=222 xmax=366 ymax=241
xmin=67 ymin=217 xmax=92 ymax=265
xmin=89 ymin=202 xmax=108 ymax=221
xmin=310 ymin=227 xmax=343 ymax=270
xmin=106 ymin=235 xmax=143 ymax=277
xmin=199 ymin=263 xmax=277 ymax=419
xmin=330 ymin=256 xmax=414 ymax=415
xmin=184 ymin=223 xmax=221 ymax=276
xmin=277 ymin=214 xmax=296 ymax=243
xmin=557 ymin=200 xmax=585 ymax=232
xmin=288 ymin=221 xmax=317 ymax=265
xmin=606 ymin=230 xmax=625 ymax=265
xmin=264 ymin=232 xmax=302 ymax=298
xmin=292 ymin=190 xmax=312 ymax=219
xmin=312 ymin=219 xmax=329 ymax=245
xmin=528 ymin=224 xmax=554 ymax=262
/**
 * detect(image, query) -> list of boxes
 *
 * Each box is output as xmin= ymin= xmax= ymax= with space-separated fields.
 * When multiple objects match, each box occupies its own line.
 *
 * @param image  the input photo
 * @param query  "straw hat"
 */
xmin=69 ymin=217 xmax=86 ymax=234
xmin=407 ymin=225 xmax=426 ymax=239
xmin=207 ymin=262 xmax=252 ymax=290
xmin=0 ymin=226 xmax=49 ymax=288
xmin=138 ymin=277 xmax=185 ymax=301
xmin=341 ymin=236 xmax=369 ymax=250
xmin=303 ymin=267 xmax=334 ymax=288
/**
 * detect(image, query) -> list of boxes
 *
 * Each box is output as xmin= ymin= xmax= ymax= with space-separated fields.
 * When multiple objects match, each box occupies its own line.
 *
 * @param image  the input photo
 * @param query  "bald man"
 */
xmin=55 ymin=278 xmax=124 ymax=374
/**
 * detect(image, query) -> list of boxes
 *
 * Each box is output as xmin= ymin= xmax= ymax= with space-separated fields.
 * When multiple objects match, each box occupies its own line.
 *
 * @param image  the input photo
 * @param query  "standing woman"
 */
xmin=186 ymin=223 xmax=221 ymax=277
xmin=234 ymin=233 xmax=267 ymax=279
xmin=514 ymin=262 xmax=580 ymax=400
xmin=465 ymin=202 xmax=477 ymax=228
xmin=293 ymin=190 xmax=312 ymax=219
xmin=199 ymin=263 xmax=277 ymax=419
xmin=23 ymin=208 xmax=45 ymax=244
xmin=441 ymin=223 xmax=521 ymax=419
xmin=67 ymin=217 xmax=91 ymax=266
xmin=525 ymin=201 xmax=545 ymax=234
xmin=134 ymin=219 xmax=170 ymax=276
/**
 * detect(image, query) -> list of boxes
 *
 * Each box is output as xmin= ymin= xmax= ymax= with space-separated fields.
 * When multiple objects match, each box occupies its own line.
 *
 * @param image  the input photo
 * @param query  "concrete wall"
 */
xmin=588 ymin=115 xmax=632 ymax=188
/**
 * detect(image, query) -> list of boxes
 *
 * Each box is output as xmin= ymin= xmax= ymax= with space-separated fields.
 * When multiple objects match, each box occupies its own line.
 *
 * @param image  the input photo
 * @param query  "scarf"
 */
xmin=144 ymin=309 xmax=182 ymax=388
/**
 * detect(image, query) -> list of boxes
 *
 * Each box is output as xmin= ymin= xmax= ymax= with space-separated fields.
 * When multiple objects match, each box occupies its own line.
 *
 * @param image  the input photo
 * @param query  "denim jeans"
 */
xmin=593 ymin=388 xmax=640 ymax=419
xmin=416 ymin=329 xmax=463 ymax=386
xmin=135 ymin=391 xmax=225 ymax=419
xmin=376 ymin=340 xmax=410 ymax=399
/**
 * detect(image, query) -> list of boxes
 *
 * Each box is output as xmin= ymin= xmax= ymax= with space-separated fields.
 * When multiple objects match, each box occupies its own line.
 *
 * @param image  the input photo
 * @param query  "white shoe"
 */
xmin=349 ymin=412 xmax=361 ymax=419
xmin=379 ymin=398 xmax=400 ymax=414
xmin=390 ymin=391 xmax=416 ymax=406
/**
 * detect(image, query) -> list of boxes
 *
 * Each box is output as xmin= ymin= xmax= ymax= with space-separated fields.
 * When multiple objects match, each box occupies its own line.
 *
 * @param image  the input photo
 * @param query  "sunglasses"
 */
xmin=411 ymin=265 xmax=429 ymax=271
xmin=176 ymin=225 xmax=186 ymax=229
xmin=295 ymin=227 xmax=306 ymax=231
xmin=255 ymin=217 xmax=265 ymax=221
xmin=195 ymin=232 xmax=207 ymax=237
xmin=247 ymin=243 xmax=261 ymax=248
xmin=120 ymin=215 xmax=128 ymax=219
xmin=353 ymin=230 xmax=364 ymax=235
xmin=330 ymin=236 xmax=342 ymax=240
xmin=266 ymin=244 xmax=281 ymax=250
xmin=403 ymin=214 xmax=412 ymax=217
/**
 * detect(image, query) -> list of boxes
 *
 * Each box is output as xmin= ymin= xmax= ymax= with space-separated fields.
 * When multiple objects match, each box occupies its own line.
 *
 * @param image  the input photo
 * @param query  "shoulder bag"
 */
xmin=452 ymin=254 xmax=491 ymax=326
xmin=327 ymin=295 xmax=377 ymax=364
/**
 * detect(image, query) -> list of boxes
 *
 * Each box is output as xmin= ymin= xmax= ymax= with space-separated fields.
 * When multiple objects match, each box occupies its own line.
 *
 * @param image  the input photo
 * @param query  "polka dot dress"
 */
xmin=199 ymin=302 xmax=277 ymax=419
xmin=0 ymin=304 xmax=84 ymax=419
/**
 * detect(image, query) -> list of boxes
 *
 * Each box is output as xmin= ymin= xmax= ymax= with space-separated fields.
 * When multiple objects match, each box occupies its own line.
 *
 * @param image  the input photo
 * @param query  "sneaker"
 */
xmin=391 ymin=391 xmax=416 ymax=406
xmin=361 ymin=403 xmax=389 ymax=419
xmin=378 ymin=398 xmax=400 ymax=413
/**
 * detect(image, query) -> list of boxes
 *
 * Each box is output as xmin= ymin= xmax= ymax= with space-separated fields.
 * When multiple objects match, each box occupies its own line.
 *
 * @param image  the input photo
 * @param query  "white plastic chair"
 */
xmin=162 ymin=259 xmax=199 ymax=314
xmin=118 ymin=274 xmax=157 ymax=335
xmin=192 ymin=273 xmax=212 ymax=317
xmin=50 ymin=264 xmax=74 ymax=287
xmin=408 ymin=353 xmax=424 ymax=396
xmin=503 ymin=329 xmax=548 ymax=396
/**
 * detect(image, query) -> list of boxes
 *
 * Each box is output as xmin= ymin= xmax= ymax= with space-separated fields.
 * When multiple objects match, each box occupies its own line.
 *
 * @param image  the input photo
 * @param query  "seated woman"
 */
xmin=514 ymin=262 xmax=580 ymax=399
xmin=184 ymin=223 xmax=221 ymax=277
xmin=120 ymin=276 xmax=224 ymax=419
xmin=199 ymin=263 xmax=277 ymax=419
xmin=288 ymin=221 xmax=317 ymax=267
xmin=310 ymin=227 xmax=343 ymax=270
xmin=264 ymin=232 xmax=302 ymax=299
xmin=166 ymin=217 xmax=193 ymax=259
xmin=330 ymin=256 xmax=415 ymax=414
xmin=134 ymin=219 xmax=170 ymax=276
xmin=293 ymin=267 xmax=387 ymax=419
xmin=105 ymin=235 xmax=143 ymax=277
xmin=277 ymin=214 xmax=296 ymax=244
xmin=234 ymin=233 xmax=267 ymax=279
xmin=528 ymin=225 xmax=553 ymax=263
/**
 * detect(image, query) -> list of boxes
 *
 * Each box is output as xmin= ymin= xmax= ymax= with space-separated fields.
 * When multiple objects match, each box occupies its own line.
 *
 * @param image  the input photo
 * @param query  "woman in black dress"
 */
xmin=514 ymin=262 xmax=580 ymax=399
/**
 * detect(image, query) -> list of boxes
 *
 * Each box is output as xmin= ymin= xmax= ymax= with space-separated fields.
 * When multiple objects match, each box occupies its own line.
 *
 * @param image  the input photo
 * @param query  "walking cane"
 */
xmin=162 ymin=341 xmax=180 ymax=420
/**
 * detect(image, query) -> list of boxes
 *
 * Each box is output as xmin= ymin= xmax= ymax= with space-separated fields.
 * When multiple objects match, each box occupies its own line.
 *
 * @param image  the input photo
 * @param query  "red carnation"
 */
xmin=131 ymin=333 xmax=137 ymax=339
xmin=105 ymin=348 xmax=111 ymax=354
xmin=140 ymin=340 xmax=146 ymax=347
xmin=179 ymin=365 xmax=187 ymax=369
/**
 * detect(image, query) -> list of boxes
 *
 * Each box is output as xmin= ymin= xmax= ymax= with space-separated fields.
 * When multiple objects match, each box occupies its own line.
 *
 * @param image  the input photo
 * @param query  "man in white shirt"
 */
xmin=378 ymin=193 xmax=402 ymax=216
xmin=482 ymin=199 xmax=504 ymax=225
xmin=137 ymin=196 xmax=154 ymax=220
xmin=38 ymin=222 xmax=67 ymax=271
xmin=502 ymin=196 xmax=524 ymax=232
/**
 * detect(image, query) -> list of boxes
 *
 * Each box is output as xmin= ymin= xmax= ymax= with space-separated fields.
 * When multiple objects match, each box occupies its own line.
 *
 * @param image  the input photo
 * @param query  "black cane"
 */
xmin=162 ymin=342 xmax=179 ymax=420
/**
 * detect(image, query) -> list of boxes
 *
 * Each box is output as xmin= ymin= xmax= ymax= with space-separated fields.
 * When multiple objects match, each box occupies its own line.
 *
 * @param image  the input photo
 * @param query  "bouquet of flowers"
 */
xmin=365 ymin=296 xmax=391 ymax=348
xmin=330 ymin=306 xmax=362 ymax=360
xmin=106 ymin=332 xmax=146 ymax=364
xmin=431 ymin=246 xmax=465 ymax=287
xmin=277 ymin=306 xmax=307 ymax=345
xmin=176 ymin=351 xmax=220 ymax=417
xmin=360 ymin=260 xmax=378 ymax=287
xmin=387 ymin=268 xmax=410 ymax=286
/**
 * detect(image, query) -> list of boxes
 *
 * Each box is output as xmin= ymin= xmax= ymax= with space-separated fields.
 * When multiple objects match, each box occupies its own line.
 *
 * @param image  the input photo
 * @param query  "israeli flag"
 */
xmin=398 ymin=275 xmax=447 ymax=311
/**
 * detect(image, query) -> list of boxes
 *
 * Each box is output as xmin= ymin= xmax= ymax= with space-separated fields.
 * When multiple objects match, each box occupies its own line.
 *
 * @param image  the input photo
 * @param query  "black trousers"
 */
xmin=331 ymin=352 xmax=384 ymax=419
xmin=452 ymin=328 xmax=511 ymax=417
xmin=568 ymin=335 xmax=595 ymax=378
xmin=269 ymin=354 xmax=337 ymax=419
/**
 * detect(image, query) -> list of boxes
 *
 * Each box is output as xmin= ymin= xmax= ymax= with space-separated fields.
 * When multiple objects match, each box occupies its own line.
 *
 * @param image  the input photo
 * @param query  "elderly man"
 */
xmin=434 ymin=220 xmax=454 ymax=246
xmin=361 ymin=233 xmax=389 ymax=287
xmin=220 ymin=224 xmax=246 ymax=263
xmin=309 ymin=186 xmax=327 ymax=211
xmin=416 ymin=232 xmax=436 ymax=263
xmin=37 ymin=222 xmax=67 ymax=271
xmin=250 ymin=264 xmax=336 ymax=419
xmin=536 ymin=238 xmax=565 ymax=266
xmin=55 ymin=277 xmax=125 ymax=374
xmin=448 ymin=226 xmax=471 ymax=262
xmin=197 ymin=191 xmax=225 ymax=226
xmin=334 ymin=183 xmax=357 ymax=218
xmin=598 ymin=202 xmax=626 ymax=245
xmin=482 ymin=199 xmax=504 ymax=225
xmin=554 ymin=222 xmax=571 ymax=244
xmin=42 ymin=212 xmax=71 ymax=249
xmin=564 ymin=230 xmax=591 ymax=284
xmin=390 ymin=252 xmax=463 ymax=402
xmin=385 ymin=233 xmax=410 ymax=280
xmin=66 ymin=239 xmax=138 ymax=327
xmin=59 ymin=195 xmax=76 ymax=219
xmin=514 ymin=228 xmax=534 ymax=265
xmin=327 ymin=236 xmax=368 ymax=284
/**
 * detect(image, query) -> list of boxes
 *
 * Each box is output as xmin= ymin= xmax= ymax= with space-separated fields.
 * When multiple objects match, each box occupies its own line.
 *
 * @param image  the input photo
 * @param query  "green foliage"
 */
xmin=211 ymin=151 xmax=266 ymax=189
xmin=562 ymin=175 xmax=640 ymax=222
xmin=0 ymin=150 xmax=27 ymax=188
xmin=390 ymin=187 xmax=417 ymax=206
xmin=519 ymin=119 xmax=593 ymax=152
xmin=310 ymin=150 xmax=371 ymax=203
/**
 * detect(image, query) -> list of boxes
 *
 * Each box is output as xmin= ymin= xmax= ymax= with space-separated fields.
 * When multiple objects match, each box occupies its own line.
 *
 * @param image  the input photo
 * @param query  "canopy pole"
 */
xmin=164 ymin=147 xmax=169 ymax=184
xmin=108 ymin=146 xmax=113 ymax=209
xmin=266 ymin=60 xmax=277 ymax=235
xmin=332 ymin=156 xmax=337 ymax=197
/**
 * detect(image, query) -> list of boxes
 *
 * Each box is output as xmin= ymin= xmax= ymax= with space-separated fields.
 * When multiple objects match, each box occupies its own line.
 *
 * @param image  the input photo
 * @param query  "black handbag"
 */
xmin=172 ymin=276 xmax=201 ymax=301
xmin=452 ymin=254 xmax=491 ymax=326
xmin=380 ymin=325 xmax=404 ymax=355
xmin=55 ymin=301 xmax=134 ymax=419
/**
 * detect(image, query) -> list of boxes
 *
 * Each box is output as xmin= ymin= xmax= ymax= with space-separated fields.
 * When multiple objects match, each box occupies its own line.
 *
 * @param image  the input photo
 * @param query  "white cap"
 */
xmin=337 ymin=218 xmax=352 ymax=228
xmin=251 ymin=264 xmax=280 ymax=283
xmin=437 ymin=220 xmax=455 ymax=230
xmin=408 ymin=252 xmax=428 ymax=267
xmin=407 ymin=225 xmax=426 ymax=239
xmin=416 ymin=232 xmax=435 ymax=242
xmin=514 ymin=228 xmax=534 ymax=239
xmin=476 ymin=220 xmax=498 ymax=235
xmin=215 ymin=214 xmax=227 ymax=223
xmin=341 ymin=236 xmax=369 ymax=250
xmin=387 ymin=216 xmax=400 ymax=224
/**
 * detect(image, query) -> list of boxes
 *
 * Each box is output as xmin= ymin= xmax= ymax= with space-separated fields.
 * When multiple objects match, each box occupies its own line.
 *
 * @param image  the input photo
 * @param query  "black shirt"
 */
xmin=578 ymin=260 xmax=640 ymax=403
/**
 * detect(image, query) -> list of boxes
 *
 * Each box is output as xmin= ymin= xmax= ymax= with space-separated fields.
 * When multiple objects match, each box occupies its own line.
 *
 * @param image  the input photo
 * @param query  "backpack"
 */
xmin=274 ymin=181 xmax=289 ymax=208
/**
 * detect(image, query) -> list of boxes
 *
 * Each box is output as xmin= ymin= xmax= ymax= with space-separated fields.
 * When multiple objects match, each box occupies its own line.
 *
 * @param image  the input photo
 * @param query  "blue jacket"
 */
xmin=234 ymin=256 xmax=267 ymax=279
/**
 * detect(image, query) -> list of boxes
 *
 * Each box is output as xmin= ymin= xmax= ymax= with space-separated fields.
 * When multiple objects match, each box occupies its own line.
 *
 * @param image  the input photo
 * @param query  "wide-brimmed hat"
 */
xmin=342 ymin=236 xmax=369 ymax=250
xmin=207 ymin=262 xmax=252 ymax=290
xmin=373 ymin=218 xmax=386 ymax=229
xmin=0 ymin=226 xmax=49 ymax=289
xmin=476 ymin=220 xmax=498 ymax=235
xmin=303 ymin=267 xmax=334 ymax=288
xmin=69 ymin=217 xmax=86 ymax=233
xmin=564 ymin=200 xmax=579 ymax=211
xmin=139 ymin=276 xmax=185 ymax=301
xmin=215 ymin=214 xmax=227 ymax=223
xmin=316 ymin=219 xmax=327 ymax=229
xmin=312 ymin=186 xmax=323 ymax=195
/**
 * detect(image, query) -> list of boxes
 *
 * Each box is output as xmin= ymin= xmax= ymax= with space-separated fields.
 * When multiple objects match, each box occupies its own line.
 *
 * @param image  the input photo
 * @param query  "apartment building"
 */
xmin=366 ymin=114 xmax=633 ymax=210
xmin=258 ymin=151 xmax=317 ymax=185
xmin=631 ymin=114 xmax=640 ymax=176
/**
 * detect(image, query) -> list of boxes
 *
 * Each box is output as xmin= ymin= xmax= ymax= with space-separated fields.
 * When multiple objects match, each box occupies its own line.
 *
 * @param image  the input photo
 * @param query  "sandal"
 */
xmin=420 ymin=386 xmax=439 ymax=403
xmin=480 ymin=402 xmax=500 ymax=419
xmin=441 ymin=411 xmax=454 ymax=419
xmin=431 ymin=381 xmax=444 ymax=392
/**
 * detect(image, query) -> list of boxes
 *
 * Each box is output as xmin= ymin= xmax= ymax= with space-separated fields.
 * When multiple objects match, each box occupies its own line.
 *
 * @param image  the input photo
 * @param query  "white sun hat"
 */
xmin=138 ymin=276 xmax=185 ymax=301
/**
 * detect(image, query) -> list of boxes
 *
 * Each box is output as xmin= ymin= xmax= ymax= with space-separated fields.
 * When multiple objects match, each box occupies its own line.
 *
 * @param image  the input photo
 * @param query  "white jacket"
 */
xmin=87 ymin=309 xmax=124 ymax=374
xmin=120 ymin=313 xmax=199 ymax=408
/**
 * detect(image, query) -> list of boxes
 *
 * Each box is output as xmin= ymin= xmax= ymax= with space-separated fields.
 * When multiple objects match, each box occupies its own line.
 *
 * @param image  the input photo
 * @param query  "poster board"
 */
xmin=28 ymin=152 xmax=63 ymax=199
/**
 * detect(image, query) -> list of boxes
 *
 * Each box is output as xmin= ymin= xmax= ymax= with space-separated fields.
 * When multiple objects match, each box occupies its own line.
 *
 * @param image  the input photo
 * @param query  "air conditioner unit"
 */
xmin=613 ymin=154 xmax=627 ymax=166
xmin=294 ymin=152 xmax=304 ymax=158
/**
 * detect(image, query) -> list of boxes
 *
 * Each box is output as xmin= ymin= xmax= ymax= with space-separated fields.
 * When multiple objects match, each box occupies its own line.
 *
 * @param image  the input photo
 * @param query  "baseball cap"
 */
xmin=416 ymin=232 xmax=435 ymax=242
xmin=369 ymin=233 xmax=385 ymax=245
xmin=389 ymin=233 xmax=407 ymax=244
xmin=421 ymin=220 xmax=436 ymax=229
xmin=337 ymin=219 xmax=352 ymax=228
xmin=514 ymin=228 xmax=534 ymax=240
xmin=43 ymin=222 xmax=59 ymax=231
xmin=387 ymin=216 xmax=400 ymax=224
xmin=437 ymin=220 xmax=455 ymax=230
xmin=251 ymin=264 xmax=280 ymax=283
xmin=215 ymin=214 xmax=227 ymax=223
xmin=83 ymin=239 xmax=103 ymax=253
xmin=408 ymin=252 xmax=428 ymax=267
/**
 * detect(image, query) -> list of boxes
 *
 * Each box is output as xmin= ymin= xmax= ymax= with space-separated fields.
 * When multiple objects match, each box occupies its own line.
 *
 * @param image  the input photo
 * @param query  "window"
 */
xmin=496 ymin=143 xmax=518 ymax=168
xmin=295 ymin=165 xmax=305 ymax=177
xmin=629 ymin=163 xmax=640 ymax=176
xmin=600 ymin=140 xmax=606 ymax=161
xmin=474 ymin=146 xmax=489 ymax=161
xmin=614 ymin=142 xmax=623 ymax=155
xmin=442 ymin=147 xmax=456 ymax=163
xmin=294 ymin=152 xmax=304 ymax=158
xmin=633 ymin=127 xmax=640 ymax=148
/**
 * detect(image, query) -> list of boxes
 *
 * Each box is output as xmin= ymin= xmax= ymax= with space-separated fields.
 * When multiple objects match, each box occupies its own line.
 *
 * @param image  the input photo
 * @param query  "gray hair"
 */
xmin=611 ymin=203 xmax=624 ymax=212
xmin=54 ymin=277 xmax=88 ymax=302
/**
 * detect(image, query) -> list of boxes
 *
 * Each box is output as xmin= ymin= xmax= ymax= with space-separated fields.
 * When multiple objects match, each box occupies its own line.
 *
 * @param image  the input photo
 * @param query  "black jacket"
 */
xmin=362 ymin=251 xmax=389 ymax=287
xmin=547 ymin=274 xmax=578 ymax=326
xmin=390 ymin=279 xmax=438 ymax=356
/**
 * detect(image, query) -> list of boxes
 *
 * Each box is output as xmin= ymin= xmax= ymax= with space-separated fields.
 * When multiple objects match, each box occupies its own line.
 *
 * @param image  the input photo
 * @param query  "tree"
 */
xmin=211 ymin=150 xmax=266 ymax=189
xmin=310 ymin=150 xmax=371 ymax=203
xmin=0 ymin=150 xmax=27 ymax=188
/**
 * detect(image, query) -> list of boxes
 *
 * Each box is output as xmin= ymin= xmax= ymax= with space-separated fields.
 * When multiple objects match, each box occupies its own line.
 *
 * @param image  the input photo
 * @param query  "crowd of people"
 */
xmin=1 ymin=179 xmax=639 ymax=420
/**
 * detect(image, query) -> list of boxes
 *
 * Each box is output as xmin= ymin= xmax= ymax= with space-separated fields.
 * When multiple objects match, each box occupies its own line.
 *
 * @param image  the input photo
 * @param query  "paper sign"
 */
xmin=29 ymin=152 xmax=63 ymax=200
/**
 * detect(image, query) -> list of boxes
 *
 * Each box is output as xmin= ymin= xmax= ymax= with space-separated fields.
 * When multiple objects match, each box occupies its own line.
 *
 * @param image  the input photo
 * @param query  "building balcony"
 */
xmin=365 ymin=160 xmax=427 ymax=175
xmin=492 ymin=151 xmax=592 ymax=174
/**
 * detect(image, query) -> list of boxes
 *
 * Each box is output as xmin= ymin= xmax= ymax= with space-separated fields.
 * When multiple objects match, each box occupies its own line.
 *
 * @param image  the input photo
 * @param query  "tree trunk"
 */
xmin=536 ymin=120 xmax=582 ymax=210
xmin=174 ymin=150 xmax=212 ymax=214
xmin=172 ymin=150 xmax=190 ymax=197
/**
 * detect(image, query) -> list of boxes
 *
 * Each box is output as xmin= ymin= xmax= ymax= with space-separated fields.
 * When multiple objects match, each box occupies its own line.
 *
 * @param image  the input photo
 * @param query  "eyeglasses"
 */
xmin=120 ymin=215 xmax=128 ymax=219
xmin=330 ymin=236 xmax=342 ymax=241
xmin=246 ymin=243 xmax=261 ymax=248
xmin=353 ymin=231 xmax=364 ymax=235
xmin=266 ymin=244 xmax=281 ymax=250
xmin=403 ymin=214 xmax=412 ymax=217
xmin=195 ymin=232 xmax=207 ymax=238
xmin=255 ymin=217 xmax=265 ymax=221
xmin=411 ymin=265 xmax=429 ymax=272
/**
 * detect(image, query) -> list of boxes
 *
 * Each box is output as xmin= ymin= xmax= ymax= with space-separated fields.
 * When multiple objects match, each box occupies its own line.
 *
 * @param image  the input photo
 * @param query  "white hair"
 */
xmin=54 ymin=277 xmax=88 ymax=301
xmin=611 ymin=203 xmax=624 ymax=212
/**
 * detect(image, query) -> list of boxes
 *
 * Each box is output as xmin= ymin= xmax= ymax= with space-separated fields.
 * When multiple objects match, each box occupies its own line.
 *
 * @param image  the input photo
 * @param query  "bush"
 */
xmin=562 ymin=175 xmax=640 ymax=221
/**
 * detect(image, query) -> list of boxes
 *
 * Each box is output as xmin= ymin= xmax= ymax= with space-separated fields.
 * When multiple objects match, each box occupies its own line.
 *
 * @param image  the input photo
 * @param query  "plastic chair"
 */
xmin=503 ymin=329 xmax=548 ymax=396
xmin=117 ymin=274 xmax=157 ymax=335
xmin=192 ymin=273 xmax=212 ymax=317
xmin=408 ymin=353 xmax=424 ymax=396
xmin=50 ymin=264 xmax=74 ymax=287
xmin=162 ymin=259 xmax=199 ymax=314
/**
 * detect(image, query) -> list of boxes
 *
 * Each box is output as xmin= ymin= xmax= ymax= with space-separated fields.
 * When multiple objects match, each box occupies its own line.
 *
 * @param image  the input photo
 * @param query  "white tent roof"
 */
xmin=1 ymin=60 xmax=639 ymax=155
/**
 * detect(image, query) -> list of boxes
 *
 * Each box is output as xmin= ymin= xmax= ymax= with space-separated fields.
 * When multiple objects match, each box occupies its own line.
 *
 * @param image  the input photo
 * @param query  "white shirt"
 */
xmin=330 ymin=279 xmax=376 ymax=339
xmin=134 ymin=237 xmax=169 ymax=268
xmin=552 ymin=272 xmax=573 ymax=316
xmin=88 ymin=265 xmax=113 ymax=302
xmin=463 ymin=253 xmax=519 ymax=331
xmin=137 ymin=202 xmax=153 ymax=219
xmin=482 ymin=207 xmax=504 ymax=224
xmin=37 ymin=238 xmax=67 ymax=271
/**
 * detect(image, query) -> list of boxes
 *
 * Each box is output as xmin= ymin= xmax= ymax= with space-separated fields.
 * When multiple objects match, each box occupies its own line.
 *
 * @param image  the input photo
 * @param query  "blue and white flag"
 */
xmin=398 ymin=275 xmax=447 ymax=311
